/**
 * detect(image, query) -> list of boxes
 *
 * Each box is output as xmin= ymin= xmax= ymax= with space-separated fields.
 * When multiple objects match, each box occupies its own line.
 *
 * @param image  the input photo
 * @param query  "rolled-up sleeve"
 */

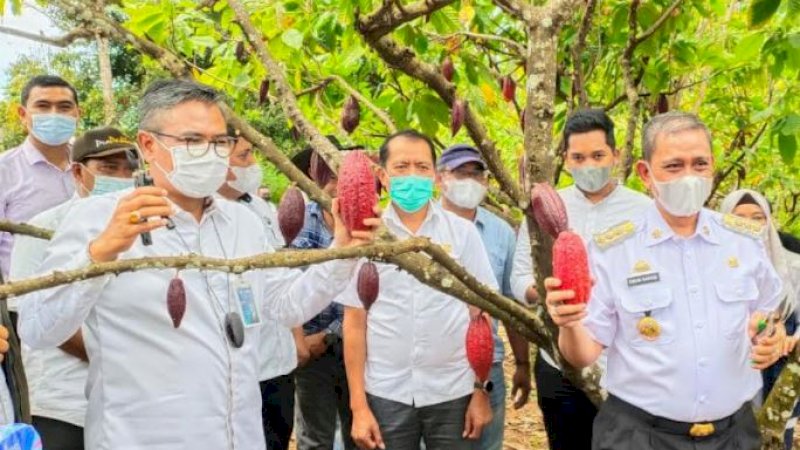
xmin=510 ymin=219 xmax=535 ymax=302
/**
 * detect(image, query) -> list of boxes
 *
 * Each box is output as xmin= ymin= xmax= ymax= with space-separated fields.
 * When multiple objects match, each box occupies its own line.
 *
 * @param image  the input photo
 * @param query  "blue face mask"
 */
xmin=31 ymin=113 xmax=77 ymax=146
xmin=389 ymin=175 xmax=434 ymax=213
xmin=90 ymin=175 xmax=135 ymax=196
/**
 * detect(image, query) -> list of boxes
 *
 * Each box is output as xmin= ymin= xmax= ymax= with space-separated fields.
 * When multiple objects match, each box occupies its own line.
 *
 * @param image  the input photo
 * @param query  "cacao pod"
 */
xmin=530 ymin=182 xmax=569 ymax=238
xmin=338 ymin=150 xmax=378 ymax=232
xmin=502 ymin=76 xmax=516 ymax=103
xmin=309 ymin=151 xmax=334 ymax=188
xmin=277 ymin=187 xmax=306 ymax=244
xmin=657 ymin=93 xmax=669 ymax=114
xmin=341 ymin=96 xmax=361 ymax=134
xmin=466 ymin=315 xmax=493 ymax=382
xmin=235 ymin=41 xmax=248 ymax=64
xmin=553 ymin=231 xmax=592 ymax=305
xmin=451 ymin=99 xmax=466 ymax=136
xmin=167 ymin=276 xmax=186 ymax=328
xmin=442 ymin=56 xmax=454 ymax=82
xmin=258 ymin=78 xmax=270 ymax=106
xmin=357 ymin=261 xmax=380 ymax=311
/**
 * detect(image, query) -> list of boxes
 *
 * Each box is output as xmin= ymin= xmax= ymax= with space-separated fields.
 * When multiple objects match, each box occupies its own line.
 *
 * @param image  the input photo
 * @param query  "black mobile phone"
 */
xmin=134 ymin=170 xmax=155 ymax=246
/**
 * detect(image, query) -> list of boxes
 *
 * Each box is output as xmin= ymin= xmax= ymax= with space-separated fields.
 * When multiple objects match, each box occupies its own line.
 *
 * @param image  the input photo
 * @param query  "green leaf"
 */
xmin=789 ymin=0 xmax=800 ymax=14
xmin=734 ymin=32 xmax=767 ymax=62
xmin=281 ymin=29 xmax=304 ymax=50
xmin=781 ymin=114 xmax=800 ymax=135
xmin=749 ymin=0 xmax=782 ymax=27
xmin=779 ymin=133 xmax=797 ymax=164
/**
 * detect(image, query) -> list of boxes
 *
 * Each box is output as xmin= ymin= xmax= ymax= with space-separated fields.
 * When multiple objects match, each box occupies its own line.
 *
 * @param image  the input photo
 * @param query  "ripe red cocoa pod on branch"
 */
xmin=357 ymin=261 xmax=379 ymax=311
xmin=309 ymin=151 xmax=334 ymax=188
xmin=167 ymin=276 xmax=187 ymax=328
xmin=466 ymin=314 xmax=493 ymax=382
xmin=553 ymin=231 xmax=592 ymax=305
xmin=451 ymin=99 xmax=466 ymax=136
xmin=277 ymin=187 xmax=306 ymax=244
xmin=258 ymin=78 xmax=270 ymax=106
xmin=341 ymin=96 xmax=361 ymax=134
xmin=502 ymin=76 xmax=516 ymax=103
xmin=442 ymin=56 xmax=454 ymax=82
xmin=338 ymin=150 xmax=378 ymax=232
xmin=530 ymin=182 xmax=569 ymax=238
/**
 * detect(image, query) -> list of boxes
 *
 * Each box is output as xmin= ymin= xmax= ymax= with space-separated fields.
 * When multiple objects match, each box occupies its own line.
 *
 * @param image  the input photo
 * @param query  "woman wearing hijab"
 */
xmin=720 ymin=189 xmax=800 ymax=449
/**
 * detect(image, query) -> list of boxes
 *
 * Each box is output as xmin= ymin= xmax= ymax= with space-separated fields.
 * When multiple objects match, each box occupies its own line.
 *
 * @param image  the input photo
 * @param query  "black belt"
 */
xmin=606 ymin=395 xmax=748 ymax=438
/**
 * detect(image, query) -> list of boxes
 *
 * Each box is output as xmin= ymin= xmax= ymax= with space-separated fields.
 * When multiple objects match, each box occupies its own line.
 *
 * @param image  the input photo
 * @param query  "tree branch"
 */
xmin=634 ymin=0 xmax=683 ymax=46
xmin=619 ymin=0 xmax=642 ymax=180
xmin=296 ymin=77 xmax=334 ymax=98
xmin=358 ymin=0 xmax=456 ymax=40
xmin=571 ymin=0 xmax=597 ymax=110
xmin=491 ymin=0 xmax=534 ymax=23
xmin=0 ymin=221 xmax=54 ymax=240
xmin=425 ymin=31 xmax=526 ymax=59
xmin=756 ymin=346 xmax=800 ymax=447
xmin=0 ymin=25 xmax=93 ymax=47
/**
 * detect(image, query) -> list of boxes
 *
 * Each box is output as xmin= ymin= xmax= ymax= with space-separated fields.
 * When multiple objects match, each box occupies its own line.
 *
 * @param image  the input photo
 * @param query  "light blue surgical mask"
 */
xmin=389 ymin=175 xmax=434 ymax=213
xmin=31 ymin=113 xmax=77 ymax=146
xmin=91 ymin=175 xmax=135 ymax=196
xmin=569 ymin=165 xmax=611 ymax=193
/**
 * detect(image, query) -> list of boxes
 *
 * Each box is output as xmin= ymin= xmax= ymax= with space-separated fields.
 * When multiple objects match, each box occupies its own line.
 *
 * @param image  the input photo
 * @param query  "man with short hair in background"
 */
xmin=9 ymin=127 xmax=138 ymax=449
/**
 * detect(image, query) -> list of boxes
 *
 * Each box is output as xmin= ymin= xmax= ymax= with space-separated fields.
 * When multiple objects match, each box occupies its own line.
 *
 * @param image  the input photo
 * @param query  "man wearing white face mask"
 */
xmin=510 ymin=109 xmax=650 ymax=450
xmin=437 ymin=144 xmax=532 ymax=450
xmin=545 ymin=112 xmax=786 ymax=449
xmin=9 ymin=127 xmax=137 ymax=449
xmin=216 ymin=126 xmax=308 ymax=450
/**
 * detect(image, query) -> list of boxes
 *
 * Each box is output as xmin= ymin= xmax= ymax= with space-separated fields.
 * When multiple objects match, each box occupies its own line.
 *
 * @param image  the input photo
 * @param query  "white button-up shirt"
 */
xmin=510 ymin=184 xmax=651 ymax=367
xmin=235 ymin=195 xmax=297 ymax=382
xmin=585 ymin=206 xmax=782 ymax=422
xmin=337 ymin=202 xmax=498 ymax=407
xmin=17 ymin=189 xmax=355 ymax=450
xmin=9 ymin=195 xmax=88 ymax=427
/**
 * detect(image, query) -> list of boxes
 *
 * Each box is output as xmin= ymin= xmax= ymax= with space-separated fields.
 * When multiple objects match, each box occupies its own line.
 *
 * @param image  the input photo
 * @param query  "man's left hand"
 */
xmin=749 ymin=314 xmax=787 ymax=370
xmin=511 ymin=363 xmax=531 ymax=409
xmin=463 ymin=388 xmax=492 ymax=440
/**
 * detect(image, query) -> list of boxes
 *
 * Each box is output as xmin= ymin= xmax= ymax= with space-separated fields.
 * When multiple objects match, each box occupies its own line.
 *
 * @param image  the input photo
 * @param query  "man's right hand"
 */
xmin=545 ymin=277 xmax=588 ymax=328
xmin=89 ymin=187 xmax=173 ymax=263
xmin=304 ymin=332 xmax=328 ymax=360
xmin=351 ymin=406 xmax=385 ymax=450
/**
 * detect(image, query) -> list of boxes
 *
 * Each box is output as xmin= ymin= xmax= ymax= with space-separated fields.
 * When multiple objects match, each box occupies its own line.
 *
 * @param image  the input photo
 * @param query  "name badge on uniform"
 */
xmin=627 ymin=272 xmax=660 ymax=287
xmin=234 ymin=279 xmax=261 ymax=328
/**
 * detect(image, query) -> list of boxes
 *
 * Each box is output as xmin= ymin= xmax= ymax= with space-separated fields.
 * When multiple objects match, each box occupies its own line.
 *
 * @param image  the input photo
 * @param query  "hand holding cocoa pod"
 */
xmin=330 ymin=198 xmax=382 ymax=248
xmin=544 ymin=277 xmax=588 ymax=328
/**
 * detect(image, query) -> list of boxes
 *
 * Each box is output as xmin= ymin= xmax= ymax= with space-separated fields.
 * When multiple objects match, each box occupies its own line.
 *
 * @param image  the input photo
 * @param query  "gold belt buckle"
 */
xmin=689 ymin=423 xmax=715 ymax=437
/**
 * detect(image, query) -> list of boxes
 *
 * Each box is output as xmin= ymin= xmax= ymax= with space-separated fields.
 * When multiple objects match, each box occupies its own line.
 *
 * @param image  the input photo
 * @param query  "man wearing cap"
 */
xmin=437 ymin=144 xmax=531 ymax=450
xmin=9 ymin=127 xmax=137 ymax=449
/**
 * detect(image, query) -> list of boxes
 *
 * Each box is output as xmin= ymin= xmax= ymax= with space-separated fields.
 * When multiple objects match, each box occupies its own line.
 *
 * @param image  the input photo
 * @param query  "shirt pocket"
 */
xmin=618 ymin=286 xmax=676 ymax=346
xmin=715 ymin=279 xmax=759 ymax=340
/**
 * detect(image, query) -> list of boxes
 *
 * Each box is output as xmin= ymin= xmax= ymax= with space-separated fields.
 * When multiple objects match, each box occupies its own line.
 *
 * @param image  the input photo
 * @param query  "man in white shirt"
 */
xmin=16 ymin=79 xmax=377 ymax=450
xmin=9 ymin=127 xmax=138 ymax=449
xmin=510 ymin=110 xmax=650 ymax=450
xmin=216 ymin=128 xmax=308 ymax=450
xmin=341 ymin=130 xmax=497 ymax=450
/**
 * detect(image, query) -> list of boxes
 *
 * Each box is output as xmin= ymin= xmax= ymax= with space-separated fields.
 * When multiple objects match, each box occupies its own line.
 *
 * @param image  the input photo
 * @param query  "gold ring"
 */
xmin=129 ymin=211 xmax=141 ymax=225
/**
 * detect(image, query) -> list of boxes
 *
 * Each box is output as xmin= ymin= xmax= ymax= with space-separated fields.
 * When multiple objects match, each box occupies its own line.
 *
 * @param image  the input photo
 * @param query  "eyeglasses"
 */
xmin=147 ymin=130 xmax=236 ymax=158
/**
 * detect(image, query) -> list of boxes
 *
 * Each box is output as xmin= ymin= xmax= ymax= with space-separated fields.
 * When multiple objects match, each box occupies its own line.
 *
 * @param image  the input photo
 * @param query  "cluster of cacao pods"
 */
xmin=341 ymin=96 xmax=360 ymax=134
xmin=167 ymin=275 xmax=187 ymax=328
xmin=466 ymin=314 xmax=493 ymax=382
xmin=277 ymin=187 xmax=306 ymax=244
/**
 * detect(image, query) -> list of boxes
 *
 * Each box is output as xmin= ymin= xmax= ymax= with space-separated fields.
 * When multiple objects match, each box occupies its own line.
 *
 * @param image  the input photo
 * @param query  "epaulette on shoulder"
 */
xmin=721 ymin=214 xmax=762 ymax=239
xmin=593 ymin=220 xmax=636 ymax=250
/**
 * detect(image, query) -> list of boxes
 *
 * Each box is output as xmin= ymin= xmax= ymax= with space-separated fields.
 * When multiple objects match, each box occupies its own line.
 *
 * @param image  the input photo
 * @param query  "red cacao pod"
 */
xmin=338 ymin=150 xmax=378 ymax=232
xmin=466 ymin=315 xmax=493 ymax=382
xmin=451 ymin=99 xmax=466 ymax=136
xmin=277 ymin=187 xmax=306 ymax=244
xmin=442 ymin=56 xmax=455 ymax=82
xmin=341 ymin=96 xmax=361 ymax=134
xmin=167 ymin=276 xmax=186 ymax=328
xmin=530 ymin=182 xmax=569 ymax=238
xmin=552 ymin=231 xmax=591 ymax=305
xmin=357 ymin=261 xmax=380 ymax=311
xmin=235 ymin=41 xmax=248 ymax=64
xmin=657 ymin=93 xmax=669 ymax=114
xmin=309 ymin=151 xmax=334 ymax=188
xmin=258 ymin=78 xmax=270 ymax=106
xmin=502 ymin=76 xmax=516 ymax=102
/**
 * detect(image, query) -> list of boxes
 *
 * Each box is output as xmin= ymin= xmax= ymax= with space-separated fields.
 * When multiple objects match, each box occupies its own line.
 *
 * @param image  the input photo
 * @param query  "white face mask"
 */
xmin=443 ymin=178 xmax=487 ymax=209
xmin=649 ymin=167 xmax=712 ymax=217
xmin=228 ymin=164 xmax=262 ymax=194
xmin=153 ymin=139 xmax=230 ymax=199
xmin=570 ymin=165 xmax=611 ymax=193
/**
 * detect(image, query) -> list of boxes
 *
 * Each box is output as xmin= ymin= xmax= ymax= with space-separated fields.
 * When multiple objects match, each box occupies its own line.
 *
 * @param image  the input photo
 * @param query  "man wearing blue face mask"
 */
xmin=510 ymin=109 xmax=650 ymax=450
xmin=0 ymin=75 xmax=80 ymax=280
xmin=340 ymin=130 xmax=498 ymax=450
xmin=8 ymin=127 xmax=136 ymax=449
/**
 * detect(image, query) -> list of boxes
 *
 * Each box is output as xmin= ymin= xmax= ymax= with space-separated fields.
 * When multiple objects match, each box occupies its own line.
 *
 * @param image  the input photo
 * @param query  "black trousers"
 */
xmin=32 ymin=415 xmax=84 ymax=450
xmin=592 ymin=395 xmax=761 ymax=450
xmin=534 ymin=352 xmax=597 ymax=450
xmin=260 ymin=373 xmax=296 ymax=450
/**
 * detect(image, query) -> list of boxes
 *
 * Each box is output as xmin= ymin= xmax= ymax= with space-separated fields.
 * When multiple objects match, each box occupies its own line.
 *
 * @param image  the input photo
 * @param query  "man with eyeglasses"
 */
xmin=17 ymin=79 xmax=379 ymax=450
xmin=9 ymin=127 xmax=137 ymax=449
xmin=437 ymin=144 xmax=531 ymax=450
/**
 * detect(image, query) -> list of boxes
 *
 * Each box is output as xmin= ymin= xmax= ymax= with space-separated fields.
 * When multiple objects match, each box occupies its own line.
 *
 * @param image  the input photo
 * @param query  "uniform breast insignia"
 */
xmin=594 ymin=221 xmax=636 ymax=250
xmin=722 ymin=214 xmax=763 ymax=238
xmin=651 ymin=228 xmax=663 ymax=239
xmin=633 ymin=260 xmax=651 ymax=273
xmin=637 ymin=313 xmax=661 ymax=341
xmin=728 ymin=256 xmax=739 ymax=268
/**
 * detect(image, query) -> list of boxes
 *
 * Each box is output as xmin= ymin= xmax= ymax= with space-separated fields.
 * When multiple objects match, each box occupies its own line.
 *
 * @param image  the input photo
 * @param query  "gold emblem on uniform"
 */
xmin=633 ymin=260 xmax=651 ymax=273
xmin=728 ymin=256 xmax=739 ymax=268
xmin=593 ymin=221 xmax=636 ymax=249
xmin=722 ymin=214 xmax=762 ymax=238
xmin=637 ymin=315 xmax=661 ymax=341
xmin=651 ymin=228 xmax=662 ymax=239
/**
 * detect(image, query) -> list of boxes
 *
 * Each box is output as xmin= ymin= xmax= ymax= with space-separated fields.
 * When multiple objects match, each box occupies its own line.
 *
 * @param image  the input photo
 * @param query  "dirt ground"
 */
xmin=289 ymin=329 xmax=799 ymax=450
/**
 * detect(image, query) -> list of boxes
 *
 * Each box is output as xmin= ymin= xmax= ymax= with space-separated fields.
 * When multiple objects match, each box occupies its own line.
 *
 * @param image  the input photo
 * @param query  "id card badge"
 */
xmin=233 ymin=278 xmax=261 ymax=328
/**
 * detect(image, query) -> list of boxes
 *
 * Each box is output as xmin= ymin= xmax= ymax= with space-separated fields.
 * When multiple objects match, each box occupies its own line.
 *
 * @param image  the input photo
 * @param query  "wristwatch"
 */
xmin=473 ymin=380 xmax=494 ymax=393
